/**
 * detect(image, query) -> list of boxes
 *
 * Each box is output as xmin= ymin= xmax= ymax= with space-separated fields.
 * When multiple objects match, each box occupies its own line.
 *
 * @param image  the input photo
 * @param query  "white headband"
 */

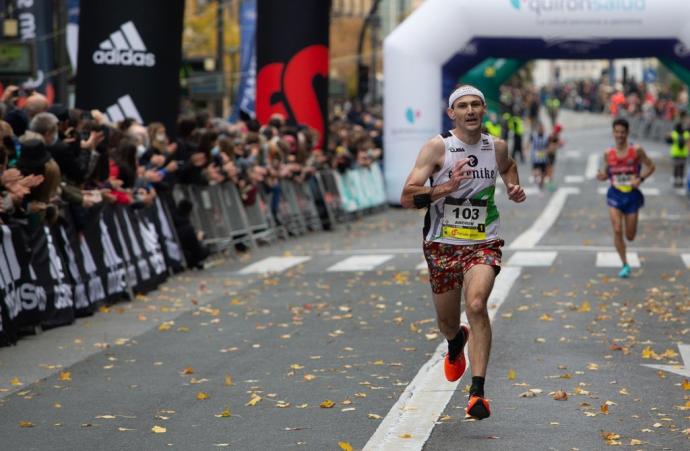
xmin=448 ymin=86 xmax=485 ymax=109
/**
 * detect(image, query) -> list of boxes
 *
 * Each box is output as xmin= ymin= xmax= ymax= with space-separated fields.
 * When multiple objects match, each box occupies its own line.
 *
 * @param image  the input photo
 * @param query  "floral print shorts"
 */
xmin=422 ymin=239 xmax=504 ymax=294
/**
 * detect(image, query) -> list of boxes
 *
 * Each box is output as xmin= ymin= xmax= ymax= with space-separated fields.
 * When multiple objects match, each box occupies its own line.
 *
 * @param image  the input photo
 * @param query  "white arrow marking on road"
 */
xmin=642 ymin=344 xmax=690 ymax=377
xmin=363 ymin=267 xmax=522 ymax=451
xmin=509 ymin=187 xmax=580 ymax=249
xmin=585 ymin=154 xmax=599 ymax=179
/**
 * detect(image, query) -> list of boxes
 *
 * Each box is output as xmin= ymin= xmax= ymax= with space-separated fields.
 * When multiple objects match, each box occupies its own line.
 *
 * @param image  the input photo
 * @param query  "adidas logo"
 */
xmin=106 ymin=95 xmax=143 ymax=124
xmin=92 ymin=21 xmax=156 ymax=67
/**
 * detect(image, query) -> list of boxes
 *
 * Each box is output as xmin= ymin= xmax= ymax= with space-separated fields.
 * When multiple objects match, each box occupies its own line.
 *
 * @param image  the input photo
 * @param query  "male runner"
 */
xmin=596 ymin=118 xmax=655 ymax=278
xmin=400 ymin=85 xmax=526 ymax=419
xmin=529 ymin=122 xmax=549 ymax=192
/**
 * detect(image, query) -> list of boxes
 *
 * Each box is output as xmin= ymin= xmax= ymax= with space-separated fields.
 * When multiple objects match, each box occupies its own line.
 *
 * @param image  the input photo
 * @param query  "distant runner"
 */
xmin=530 ymin=122 xmax=549 ymax=192
xmin=400 ymin=85 xmax=526 ymax=420
xmin=597 ymin=118 xmax=655 ymax=278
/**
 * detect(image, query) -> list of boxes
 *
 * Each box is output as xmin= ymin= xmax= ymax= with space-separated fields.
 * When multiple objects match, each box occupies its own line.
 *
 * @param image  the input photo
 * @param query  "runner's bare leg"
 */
xmin=463 ymin=265 xmax=496 ymax=377
xmin=608 ymin=207 xmax=627 ymax=264
xmin=432 ymin=286 xmax=462 ymax=340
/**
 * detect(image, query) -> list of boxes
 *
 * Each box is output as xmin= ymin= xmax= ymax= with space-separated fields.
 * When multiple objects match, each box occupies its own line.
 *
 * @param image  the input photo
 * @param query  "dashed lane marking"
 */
xmin=565 ymin=175 xmax=584 ymax=184
xmin=585 ymin=154 xmax=599 ymax=179
xmin=507 ymin=251 xmax=558 ymax=267
xmin=238 ymin=256 xmax=311 ymax=274
xmin=327 ymin=255 xmax=394 ymax=272
xmin=596 ymin=251 xmax=641 ymax=268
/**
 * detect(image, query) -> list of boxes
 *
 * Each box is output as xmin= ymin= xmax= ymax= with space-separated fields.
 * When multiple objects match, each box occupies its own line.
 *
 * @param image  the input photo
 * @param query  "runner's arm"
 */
xmin=400 ymin=137 xmax=469 ymax=208
xmin=636 ymin=146 xmax=656 ymax=182
xmin=495 ymin=138 xmax=526 ymax=203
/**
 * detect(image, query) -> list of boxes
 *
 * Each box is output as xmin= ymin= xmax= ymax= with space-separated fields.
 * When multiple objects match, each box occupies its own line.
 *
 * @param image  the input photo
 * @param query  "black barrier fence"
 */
xmin=0 ymin=198 xmax=184 ymax=346
xmin=0 ymin=166 xmax=386 ymax=346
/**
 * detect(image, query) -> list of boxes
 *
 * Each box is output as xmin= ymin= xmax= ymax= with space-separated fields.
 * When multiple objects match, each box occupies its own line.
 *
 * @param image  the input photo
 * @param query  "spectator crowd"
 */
xmin=0 ymin=87 xmax=383 ymax=268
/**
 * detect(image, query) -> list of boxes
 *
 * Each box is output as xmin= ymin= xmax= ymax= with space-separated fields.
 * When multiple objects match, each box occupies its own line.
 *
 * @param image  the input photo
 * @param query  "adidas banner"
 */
xmin=75 ymin=0 xmax=185 ymax=131
xmin=256 ymin=0 xmax=331 ymax=147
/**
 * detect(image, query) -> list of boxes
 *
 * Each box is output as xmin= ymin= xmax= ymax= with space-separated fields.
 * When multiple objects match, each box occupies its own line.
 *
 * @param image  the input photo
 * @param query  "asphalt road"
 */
xmin=1 ymin=111 xmax=688 ymax=450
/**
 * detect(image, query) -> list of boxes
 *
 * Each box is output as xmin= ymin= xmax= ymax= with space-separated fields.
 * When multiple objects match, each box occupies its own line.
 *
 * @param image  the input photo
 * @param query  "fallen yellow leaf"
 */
xmin=214 ymin=408 xmax=231 ymax=418
xmin=338 ymin=441 xmax=353 ymax=451
xmin=399 ymin=433 xmax=412 ymax=439
xmin=320 ymin=399 xmax=335 ymax=408
xmin=19 ymin=421 xmax=34 ymax=428
xmin=246 ymin=394 xmax=262 ymax=406
xmin=539 ymin=313 xmax=553 ymax=321
xmin=600 ymin=403 xmax=609 ymax=414
xmin=682 ymin=379 xmax=690 ymax=391
xmin=182 ymin=367 xmax=194 ymax=375
xmin=151 ymin=425 xmax=166 ymax=433
xmin=303 ymin=374 xmax=316 ymax=381
xmin=196 ymin=392 xmax=209 ymax=400
xmin=629 ymin=439 xmax=643 ymax=446
xmin=367 ymin=413 xmax=382 ymax=420
xmin=224 ymin=374 xmax=233 ymax=386
xmin=158 ymin=321 xmax=173 ymax=332
xmin=507 ymin=369 xmax=517 ymax=381
xmin=577 ymin=301 xmax=591 ymax=313
xmin=58 ymin=371 xmax=71 ymax=381
xmin=10 ymin=377 xmax=22 ymax=386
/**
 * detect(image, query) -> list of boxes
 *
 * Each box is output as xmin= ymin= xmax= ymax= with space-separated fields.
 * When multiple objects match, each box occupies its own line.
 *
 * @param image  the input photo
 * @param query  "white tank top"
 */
xmin=424 ymin=131 xmax=501 ymax=245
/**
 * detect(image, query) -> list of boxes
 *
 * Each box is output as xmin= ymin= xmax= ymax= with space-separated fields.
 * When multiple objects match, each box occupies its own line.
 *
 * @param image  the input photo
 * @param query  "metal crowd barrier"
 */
xmin=624 ymin=112 xmax=674 ymax=142
xmin=173 ymin=166 xmax=387 ymax=254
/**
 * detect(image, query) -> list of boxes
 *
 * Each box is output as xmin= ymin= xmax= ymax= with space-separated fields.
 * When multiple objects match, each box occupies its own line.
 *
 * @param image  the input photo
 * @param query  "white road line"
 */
xmin=507 ymin=251 xmax=558 ymax=267
xmin=363 ymin=267 xmax=522 ymax=451
xmin=327 ymin=255 xmax=393 ymax=272
xmin=509 ymin=187 xmax=580 ymax=249
xmin=565 ymin=175 xmax=584 ymax=184
xmin=585 ymin=154 xmax=599 ymax=179
xmin=508 ymin=244 xmax=690 ymax=254
xmin=322 ymin=245 xmax=690 ymax=255
xmin=682 ymin=254 xmax=690 ymax=268
xmin=324 ymin=248 xmax=419 ymax=256
xmin=238 ymin=256 xmax=310 ymax=274
xmin=596 ymin=252 xmax=641 ymax=268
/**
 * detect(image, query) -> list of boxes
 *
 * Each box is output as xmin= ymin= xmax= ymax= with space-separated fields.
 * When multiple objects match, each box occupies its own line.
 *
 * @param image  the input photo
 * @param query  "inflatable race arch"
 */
xmin=384 ymin=0 xmax=690 ymax=203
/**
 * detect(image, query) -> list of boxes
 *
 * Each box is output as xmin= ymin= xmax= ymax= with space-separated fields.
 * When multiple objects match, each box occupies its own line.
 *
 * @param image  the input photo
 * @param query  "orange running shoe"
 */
xmin=466 ymin=394 xmax=491 ymax=420
xmin=443 ymin=325 xmax=469 ymax=382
